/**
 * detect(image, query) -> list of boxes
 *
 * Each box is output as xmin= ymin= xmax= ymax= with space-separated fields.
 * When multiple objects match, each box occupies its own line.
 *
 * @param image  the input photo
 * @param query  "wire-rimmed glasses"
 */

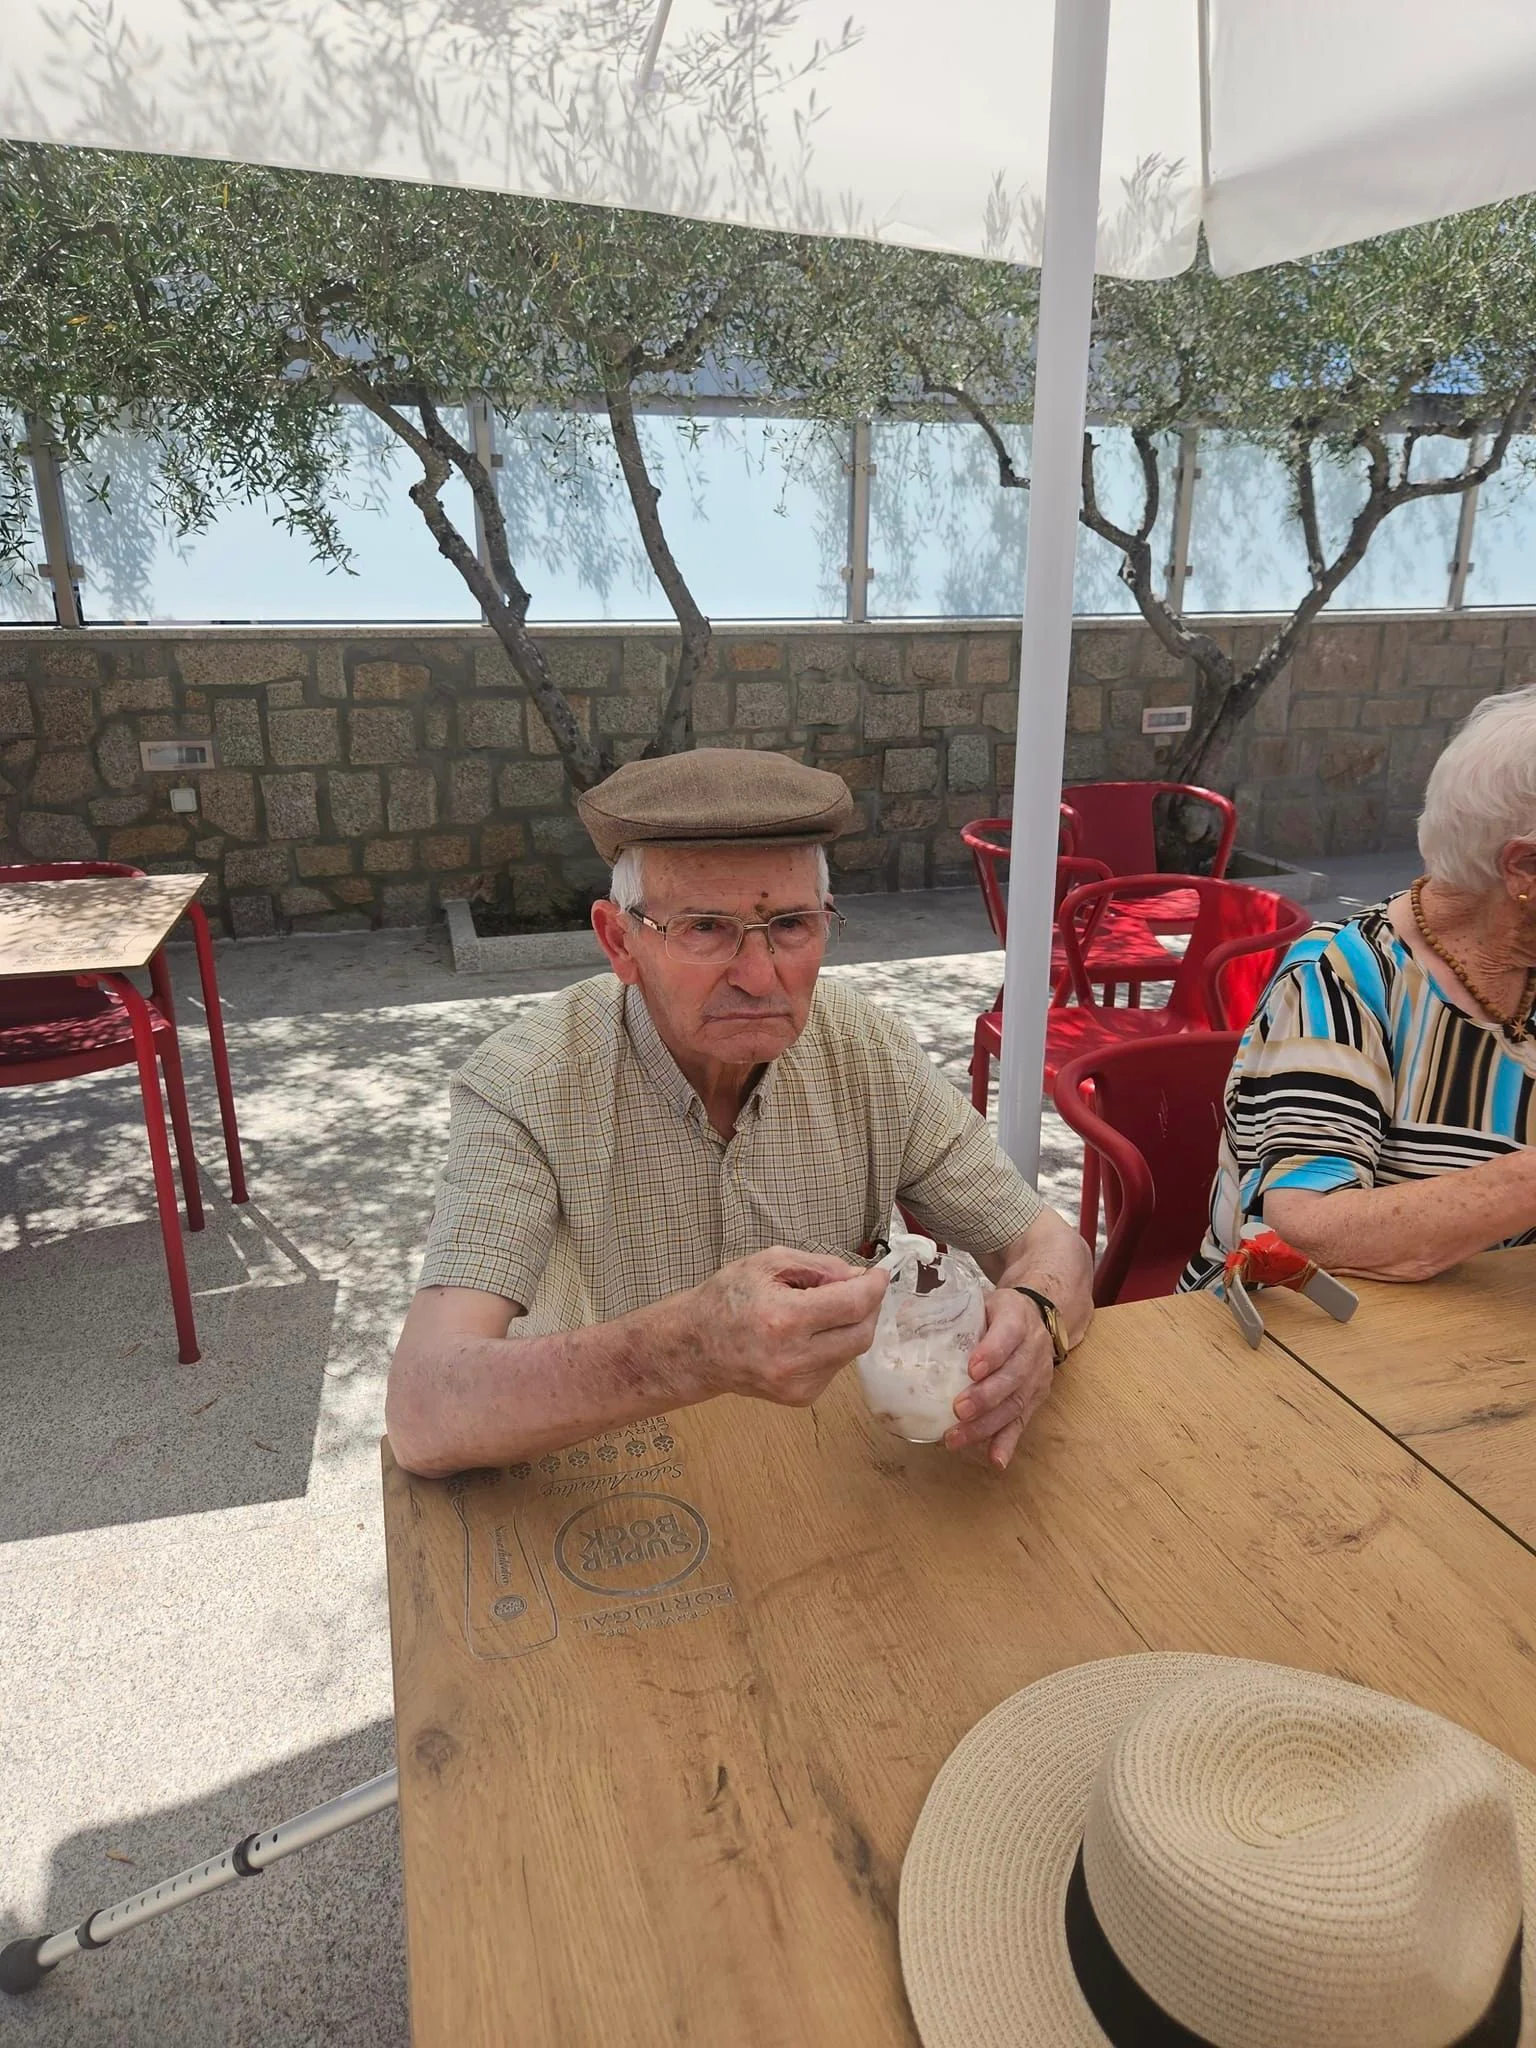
xmin=627 ymin=906 xmax=845 ymax=963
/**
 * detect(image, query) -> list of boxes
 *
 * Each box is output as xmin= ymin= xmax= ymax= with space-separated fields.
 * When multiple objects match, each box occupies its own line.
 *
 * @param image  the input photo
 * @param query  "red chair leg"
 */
xmin=970 ymin=1022 xmax=992 ymax=1115
xmin=1078 ymin=1143 xmax=1101 ymax=1246
xmin=157 ymin=1031 xmax=206 ymax=1232
xmin=105 ymin=976 xmax=200 ymax=1365
xmin=189 ymin=903 xmax=248 ymax=1204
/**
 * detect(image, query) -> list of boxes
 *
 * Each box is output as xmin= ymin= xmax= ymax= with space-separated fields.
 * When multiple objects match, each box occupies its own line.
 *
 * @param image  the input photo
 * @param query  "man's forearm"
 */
xmin=387 ymin=1295 xmax=695 ymax=1476
xmin=1265 ymin=1150 xmax=1536 ymax=1284
xmin=981 ymin=1207 xmax=1095 ymax=1344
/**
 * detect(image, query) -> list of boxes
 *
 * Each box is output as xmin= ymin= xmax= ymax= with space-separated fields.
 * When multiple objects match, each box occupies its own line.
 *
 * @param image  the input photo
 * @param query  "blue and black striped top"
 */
xmin=1183 ymin=902 xmax=1536 ymax=1288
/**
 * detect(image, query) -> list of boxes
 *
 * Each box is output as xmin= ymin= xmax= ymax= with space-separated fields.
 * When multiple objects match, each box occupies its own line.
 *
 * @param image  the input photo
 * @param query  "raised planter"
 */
xmin=445 ymin=897 xmax=605 ymax=973
xmin=1226 ymin=847 xmax=1328 ymax=903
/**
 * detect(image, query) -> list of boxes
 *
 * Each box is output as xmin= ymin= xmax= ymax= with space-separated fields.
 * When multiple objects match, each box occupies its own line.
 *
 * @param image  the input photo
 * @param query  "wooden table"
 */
xmin=382 ymin=1288 xmax=1536 ymax=2047
xmin=0 ymin=874 xmax=204 ymax=978
xmin=1257 ymin=1246 xmax=1536 ymax=1551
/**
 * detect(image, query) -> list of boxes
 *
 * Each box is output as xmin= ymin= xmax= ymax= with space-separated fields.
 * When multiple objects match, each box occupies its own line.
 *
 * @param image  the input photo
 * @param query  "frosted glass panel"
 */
xmin=1075 ymin=429 xmax=1178 ymax=616
xmin=1187 ymin=432 xmax=1461 ymax=614
xmin=868 ymin=420 xmax=1029 ymax=618
xmin=0 ymin=421 xmax=53 ymax=624
xmin=1465 ymin=440 xmax=1536 ymax=606
xmin=1319 ymin=436 xmax=1462 ymax=611
xmin=62 ymin=409 xmax=479 ymax=623
xmin=496 ymin=412 xmax=847 ymax=621
xmin=1184 ymin=436 xmax=1311 ymax=615
xmin=867 ymin=421 xmax=1173 ymax=618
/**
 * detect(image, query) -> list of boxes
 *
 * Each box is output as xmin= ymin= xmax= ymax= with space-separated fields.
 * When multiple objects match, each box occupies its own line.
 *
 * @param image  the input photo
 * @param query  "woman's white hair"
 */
xmin=1418 ymin=685 xmax=1536 ymax=893
xmin=610 ymin=843 xmax=830 ymax=911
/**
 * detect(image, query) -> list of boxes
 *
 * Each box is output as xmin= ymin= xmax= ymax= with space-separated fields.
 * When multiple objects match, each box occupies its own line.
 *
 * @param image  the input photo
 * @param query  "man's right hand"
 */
xmin=661 ymin=1246 xmax=889 ymax=1410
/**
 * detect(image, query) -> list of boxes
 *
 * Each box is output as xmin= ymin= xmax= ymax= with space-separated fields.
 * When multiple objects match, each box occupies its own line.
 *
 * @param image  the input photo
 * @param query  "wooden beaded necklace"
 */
xmin=1409 ymin=876 xmax=1536 ymax=1039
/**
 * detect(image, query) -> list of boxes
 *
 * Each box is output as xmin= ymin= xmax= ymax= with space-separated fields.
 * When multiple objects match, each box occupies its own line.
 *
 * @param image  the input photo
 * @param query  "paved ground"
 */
xmin=0 ymin=854 xmax=1417 ymax=2044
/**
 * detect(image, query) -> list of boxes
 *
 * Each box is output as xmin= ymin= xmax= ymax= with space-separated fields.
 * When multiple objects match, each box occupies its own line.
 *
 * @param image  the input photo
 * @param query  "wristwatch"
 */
xmin=1011 ymin=1284 xmax=1070 ymax=1366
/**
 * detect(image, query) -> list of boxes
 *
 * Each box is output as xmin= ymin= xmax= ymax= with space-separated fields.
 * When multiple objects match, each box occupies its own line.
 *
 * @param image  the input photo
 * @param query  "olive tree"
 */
xmin=0 ymin=140 xmax=843 ymax=787
xmin=828 ymin=208 xmax=1536 ymax=786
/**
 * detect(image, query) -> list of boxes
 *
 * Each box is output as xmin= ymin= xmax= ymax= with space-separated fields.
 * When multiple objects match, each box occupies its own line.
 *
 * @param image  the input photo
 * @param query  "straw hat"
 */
xmin=900 ymin=1654 xmax=1532 ymax=2048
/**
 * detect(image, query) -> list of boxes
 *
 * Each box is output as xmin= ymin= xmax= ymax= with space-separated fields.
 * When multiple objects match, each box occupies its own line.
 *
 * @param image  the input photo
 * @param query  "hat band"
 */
xmin=1064 ymin=1845 xmax=1523 ymax=2047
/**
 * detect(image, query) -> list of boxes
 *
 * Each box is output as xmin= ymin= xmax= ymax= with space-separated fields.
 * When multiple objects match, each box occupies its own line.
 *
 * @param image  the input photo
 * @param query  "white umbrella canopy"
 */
xmin=8 ymin=0 xmax=1536 ymax=1176
xmin=6 ymin=0 xmax=1536 ymax=279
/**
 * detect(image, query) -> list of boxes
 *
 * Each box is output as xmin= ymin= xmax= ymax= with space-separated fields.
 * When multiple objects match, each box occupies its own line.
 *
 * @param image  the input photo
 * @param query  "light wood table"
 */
xmin=0 ymin=874 xmax=204 ymax=978
xmin=1257 ymin=1246 xmax=1536 ymax=1551
xmin=382 ymin=1289 xmax=1536 ymax=2047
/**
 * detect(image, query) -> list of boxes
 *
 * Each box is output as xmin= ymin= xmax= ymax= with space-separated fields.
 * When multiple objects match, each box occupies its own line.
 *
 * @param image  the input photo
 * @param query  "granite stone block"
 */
xmin=387 ymin=767 xmax=439 ymax=833
xmin=29 ymin=750 xmax=97 ymax=803
xmin=270 ymin=708 xmax=340 ymax=765
xmin=347 ymin=707 xmax=416 ymax=763
xmin=18 ymin=811 xmax=96 ymax=859
xmin=198 ymin=771 xmax=259 ymax=841
xmin=328 ymin=771 xmax=384 ymax=837
xmin=214 ymin=697 xmax=265 ymax=768
xmin=262 ymin=772 xmax=321 ymax=840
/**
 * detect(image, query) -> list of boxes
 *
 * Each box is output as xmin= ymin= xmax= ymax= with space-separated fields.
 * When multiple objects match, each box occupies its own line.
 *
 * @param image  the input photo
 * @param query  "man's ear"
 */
xmin=592 ymin=898 xmax=641 ymax=984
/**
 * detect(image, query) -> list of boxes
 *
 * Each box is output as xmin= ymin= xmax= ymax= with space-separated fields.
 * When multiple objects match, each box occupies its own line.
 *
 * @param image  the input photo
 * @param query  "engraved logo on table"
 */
xmin=520 ymin=1417 xmax=682 ymax=1499
xmin=552 ymin=1492 xmax=711 ymax=1598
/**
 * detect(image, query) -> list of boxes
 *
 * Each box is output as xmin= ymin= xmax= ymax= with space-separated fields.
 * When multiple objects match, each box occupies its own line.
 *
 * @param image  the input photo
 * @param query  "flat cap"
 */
xmin=576 ymin=748 xmax=855 ymax=864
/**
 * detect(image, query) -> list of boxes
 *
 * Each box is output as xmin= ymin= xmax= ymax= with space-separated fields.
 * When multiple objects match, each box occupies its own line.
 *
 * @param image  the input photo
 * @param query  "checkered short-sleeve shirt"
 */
xmin=418 ymin=973 xmax=1042 ymax=1327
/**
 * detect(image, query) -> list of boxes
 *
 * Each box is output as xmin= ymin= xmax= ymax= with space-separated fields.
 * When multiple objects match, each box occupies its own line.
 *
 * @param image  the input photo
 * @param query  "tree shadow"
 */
xmin=0 ymin=1721 xmax=404 ymax=2048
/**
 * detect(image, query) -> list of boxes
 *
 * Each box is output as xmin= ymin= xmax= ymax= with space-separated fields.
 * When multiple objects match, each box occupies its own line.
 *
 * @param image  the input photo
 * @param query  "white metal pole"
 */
xmin=996 ymin=0 xmax=1112 ymax=1177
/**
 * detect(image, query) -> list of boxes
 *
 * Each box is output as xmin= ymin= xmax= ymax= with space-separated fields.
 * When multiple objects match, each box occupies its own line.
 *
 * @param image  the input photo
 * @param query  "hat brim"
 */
xmin=899 ymin=1653 xmax=1536 ymax=2048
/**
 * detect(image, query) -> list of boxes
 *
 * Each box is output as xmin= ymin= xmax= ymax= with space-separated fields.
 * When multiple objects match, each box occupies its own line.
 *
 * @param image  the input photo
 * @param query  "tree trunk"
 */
xmin=601 ymin=370 xmax=711 ymax=757
xmin=321 ymin=361 xmax=611 ymax=789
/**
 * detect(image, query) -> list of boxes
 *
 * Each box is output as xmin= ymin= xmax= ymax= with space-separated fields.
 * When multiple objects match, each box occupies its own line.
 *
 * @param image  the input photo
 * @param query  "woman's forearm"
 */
xmin=1265 ymin=1149 xmax=1536 ymax=1282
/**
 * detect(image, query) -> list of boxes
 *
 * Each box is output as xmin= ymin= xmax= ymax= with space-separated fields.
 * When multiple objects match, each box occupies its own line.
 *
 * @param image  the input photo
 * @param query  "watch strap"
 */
xmin=1010 ymin=1284 xmax=1069 ymax=1364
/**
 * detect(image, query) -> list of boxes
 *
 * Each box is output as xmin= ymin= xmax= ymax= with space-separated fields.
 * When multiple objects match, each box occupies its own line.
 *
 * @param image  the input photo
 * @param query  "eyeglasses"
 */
xmin=627 ymin=905 xmax=845 ymax=964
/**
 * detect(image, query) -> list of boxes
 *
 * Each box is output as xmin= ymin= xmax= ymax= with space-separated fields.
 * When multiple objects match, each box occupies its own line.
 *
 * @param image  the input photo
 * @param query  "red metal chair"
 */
xmin=968 ymin=875 xmax=1309 ymax=1110
xmin=1062 ymin=780 xmax=1239 ymax=931
xmin=1052 ymin=1032 xmax=1241 ymax=1304
xmin=961 ymin=817 xmax=1174 ymax=1003
xmin=0 ymin=861 xmax=248 ymax=1364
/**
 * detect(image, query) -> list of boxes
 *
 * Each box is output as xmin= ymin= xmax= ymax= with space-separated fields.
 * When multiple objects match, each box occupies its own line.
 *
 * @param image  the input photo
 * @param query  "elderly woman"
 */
xmin=1187 ymin=685 xmax=1536 ymax=1286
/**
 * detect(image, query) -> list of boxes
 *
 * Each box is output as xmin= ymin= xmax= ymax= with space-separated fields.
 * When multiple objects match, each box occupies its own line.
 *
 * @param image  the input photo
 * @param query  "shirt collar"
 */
xmin=623 ymin=986 xmax=775 ymax=1127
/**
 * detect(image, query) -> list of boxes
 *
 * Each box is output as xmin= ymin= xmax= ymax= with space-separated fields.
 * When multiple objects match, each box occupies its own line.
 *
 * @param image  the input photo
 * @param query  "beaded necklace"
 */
xmin=1409 ymin=876 xmax=1536 ymax=1039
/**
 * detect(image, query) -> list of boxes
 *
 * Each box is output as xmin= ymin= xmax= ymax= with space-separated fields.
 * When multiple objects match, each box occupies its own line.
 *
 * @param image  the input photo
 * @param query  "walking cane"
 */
xmin=0 ymin=1771 xmax=398 ymax=1994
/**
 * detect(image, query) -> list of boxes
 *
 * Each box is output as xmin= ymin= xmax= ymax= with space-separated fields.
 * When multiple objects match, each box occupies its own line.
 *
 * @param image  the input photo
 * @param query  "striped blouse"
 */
xmin=1183 ymin=902 xmax=1536 ymax=1287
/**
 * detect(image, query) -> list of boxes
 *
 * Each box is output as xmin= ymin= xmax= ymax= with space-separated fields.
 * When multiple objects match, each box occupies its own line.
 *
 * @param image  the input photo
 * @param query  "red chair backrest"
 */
xmin=1062 ymin=781 xmax=1238 ymax=881
xmin=1054 ymin=1032 xmax=1242 ymax=1304
xmin=1056 ymin=875 xmax=1311 ymax=1028
xmin=961 ymin=812 xmax=1094 ymax=945
xmin=0 ymin=860 xmax=147 ymax=1026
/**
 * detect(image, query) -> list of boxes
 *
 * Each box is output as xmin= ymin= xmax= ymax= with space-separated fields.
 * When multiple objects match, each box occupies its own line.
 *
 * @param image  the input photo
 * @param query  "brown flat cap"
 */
xmin=576 ymin=748 xmax=855 ymax=864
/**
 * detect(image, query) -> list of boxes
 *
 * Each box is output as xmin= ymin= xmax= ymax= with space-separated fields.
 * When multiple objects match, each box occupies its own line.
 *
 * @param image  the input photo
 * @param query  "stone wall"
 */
xmin=0 ymin=612 xmax=1526 ymax=934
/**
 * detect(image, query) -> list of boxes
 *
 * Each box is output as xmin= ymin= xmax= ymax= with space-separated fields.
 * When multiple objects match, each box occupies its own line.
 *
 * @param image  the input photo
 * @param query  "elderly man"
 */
xmin=387 ymin=749 xmax=1091 ymax=1477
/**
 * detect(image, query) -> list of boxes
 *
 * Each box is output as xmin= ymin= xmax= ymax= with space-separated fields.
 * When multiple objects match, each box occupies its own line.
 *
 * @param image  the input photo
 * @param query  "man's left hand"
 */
xmin=943 ymin=1287 xmax=1055 ymax=1471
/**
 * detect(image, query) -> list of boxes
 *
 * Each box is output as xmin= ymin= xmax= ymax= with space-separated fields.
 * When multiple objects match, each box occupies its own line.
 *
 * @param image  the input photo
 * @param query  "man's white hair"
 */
xmin=610 ymin=843 xmax=830 ymax=912
xmin=1418 ymin=685 xmax=1536 ymax=893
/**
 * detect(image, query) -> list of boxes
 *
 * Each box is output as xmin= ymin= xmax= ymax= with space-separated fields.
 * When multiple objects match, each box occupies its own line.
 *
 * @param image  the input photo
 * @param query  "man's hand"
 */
xmin=943 ymin=1286 xmax=1056 ymax=1471
xmin=664 ymin=1246 xmax=889 ymax=1411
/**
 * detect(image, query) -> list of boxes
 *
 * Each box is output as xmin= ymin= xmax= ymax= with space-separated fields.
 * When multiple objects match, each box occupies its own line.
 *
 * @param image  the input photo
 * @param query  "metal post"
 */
xmin=1165 ymin=428 xmax=1200 ymax=614
xmin=845 ymin=420 xmax=873 ymax=623
xmin=467 ymin=395 xmax=500 ymax=595
xmin=1448 ymin=464 xmax=1482 ymax=612
xmin=996 ymin=0 xmax=1113 ymax=1177
xmin=22 ymin=414 xmax=84 ymax=628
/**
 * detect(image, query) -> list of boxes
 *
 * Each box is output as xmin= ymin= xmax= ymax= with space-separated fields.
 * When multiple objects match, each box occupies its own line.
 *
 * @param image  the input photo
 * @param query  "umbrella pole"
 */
xmin=0 ymin=1772 xmax=399 ymax=1994
xmin=997 ymin=0 xmax=1113 ymax=1180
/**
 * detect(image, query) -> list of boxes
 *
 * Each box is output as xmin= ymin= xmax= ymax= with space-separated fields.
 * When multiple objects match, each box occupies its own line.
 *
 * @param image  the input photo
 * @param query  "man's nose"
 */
xmin=726 ymin=927 xmax=781 ymax=994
